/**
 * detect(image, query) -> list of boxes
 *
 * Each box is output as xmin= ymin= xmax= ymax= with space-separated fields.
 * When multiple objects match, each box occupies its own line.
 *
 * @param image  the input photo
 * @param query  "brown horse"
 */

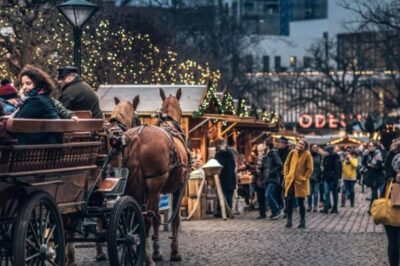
xmin=123 ymin=88 xmax=189 ymax=265
xmin=65 ymin=95 xmax=140 ymax=266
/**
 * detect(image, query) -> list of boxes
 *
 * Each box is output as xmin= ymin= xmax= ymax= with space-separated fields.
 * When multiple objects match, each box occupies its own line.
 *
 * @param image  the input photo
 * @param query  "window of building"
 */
xmin=274 ymin=56 xmax=281 ymax=72
xmin=290 ymin=0 xmax=328 ymax=21
xmin=263 ymin=55 xmax=270 ymax=72
xmin=289 ymin=56 xmax=297 ymax=68
xmin=245 ymin=54 xmax=254 ymax=73
xmin=303 ymin=56 xmax=311 ymax=68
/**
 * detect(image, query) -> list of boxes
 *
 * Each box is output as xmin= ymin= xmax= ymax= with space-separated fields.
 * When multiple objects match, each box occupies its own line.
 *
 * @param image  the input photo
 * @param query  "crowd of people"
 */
xmin=0 ymin=65 xmax=102 ymax=144
xmin=214 ymin=136 xmax=400 ymax=265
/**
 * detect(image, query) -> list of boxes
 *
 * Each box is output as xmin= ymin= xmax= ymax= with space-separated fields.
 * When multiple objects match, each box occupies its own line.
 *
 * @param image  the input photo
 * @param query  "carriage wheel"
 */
xmin=13 ymin=192 xmax=65 ymax=266
xmin=0 ymin=187 xmax=27 ymax=265
xmin=107 ymin=196 xmax=145 ymax=266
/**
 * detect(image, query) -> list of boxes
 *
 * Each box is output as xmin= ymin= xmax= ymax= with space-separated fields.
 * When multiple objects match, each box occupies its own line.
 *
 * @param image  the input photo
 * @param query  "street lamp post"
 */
xmin=57 ymin=0 xmax=99 ymax=74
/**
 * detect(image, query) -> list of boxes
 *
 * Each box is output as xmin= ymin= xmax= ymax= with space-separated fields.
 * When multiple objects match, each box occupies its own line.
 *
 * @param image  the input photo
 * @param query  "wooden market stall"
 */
xmin=97 ymin=84 xmax=286 ymax=220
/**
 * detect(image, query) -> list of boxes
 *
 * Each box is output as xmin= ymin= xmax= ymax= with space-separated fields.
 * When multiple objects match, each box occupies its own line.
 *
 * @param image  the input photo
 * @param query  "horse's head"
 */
xmin=159 ymin=88 xmax=182 ymax=123
xmin=109 ymin=95 xmax=140 ymax=130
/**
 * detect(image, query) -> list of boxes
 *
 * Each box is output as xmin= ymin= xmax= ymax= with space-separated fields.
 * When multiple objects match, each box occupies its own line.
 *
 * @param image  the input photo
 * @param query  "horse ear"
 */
xmin=159 ymin=88 xmax=166 ymax=101
xmin=176 ymin=88 xmax=182 ymax=101
xmin=114 ymin=97 xmax=120 ymax=105
xmin=132 ymin=95 xmax=140 ymax=110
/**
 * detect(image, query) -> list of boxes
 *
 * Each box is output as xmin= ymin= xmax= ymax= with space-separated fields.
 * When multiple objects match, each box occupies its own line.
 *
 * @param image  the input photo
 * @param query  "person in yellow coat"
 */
xmin=283 ymin=139 xmax=313 ymax=228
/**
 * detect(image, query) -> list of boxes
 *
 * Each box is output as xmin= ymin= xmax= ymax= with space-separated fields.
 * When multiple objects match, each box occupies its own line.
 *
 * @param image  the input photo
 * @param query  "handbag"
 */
xmin=391 ymin=182 xmax=400 ymax=207
xmin=371 ymin=180 xmax=400 ymax=226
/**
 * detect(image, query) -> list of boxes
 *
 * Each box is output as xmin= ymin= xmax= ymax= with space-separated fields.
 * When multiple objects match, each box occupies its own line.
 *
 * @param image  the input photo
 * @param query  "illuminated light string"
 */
xmin=0 ymin=11 xmax=220 ymax=88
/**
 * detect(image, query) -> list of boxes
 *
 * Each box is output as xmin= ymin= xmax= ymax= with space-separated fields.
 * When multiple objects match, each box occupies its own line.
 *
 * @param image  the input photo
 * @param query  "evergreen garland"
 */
xmin=221 ymin=89 xmax=236 ymax=115
xmin=192 ymin=80 xmax=221 ymax=118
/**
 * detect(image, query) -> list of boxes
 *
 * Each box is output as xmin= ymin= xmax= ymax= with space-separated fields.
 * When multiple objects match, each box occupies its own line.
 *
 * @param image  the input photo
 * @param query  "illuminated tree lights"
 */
xmin=221 ymin=89 xmax=236 ymax=115
xmin=192 ymin=80 xmax=222 ymax=118
xmin=0 ymin=8 xmax=220 ymax=88
xmin=237 ymin=98 xmax=249 ymax=117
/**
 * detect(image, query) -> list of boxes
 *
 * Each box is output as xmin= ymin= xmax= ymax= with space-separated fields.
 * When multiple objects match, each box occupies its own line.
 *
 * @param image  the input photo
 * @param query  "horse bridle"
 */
xmin=110 ymin=111 xmax=140 ymax=132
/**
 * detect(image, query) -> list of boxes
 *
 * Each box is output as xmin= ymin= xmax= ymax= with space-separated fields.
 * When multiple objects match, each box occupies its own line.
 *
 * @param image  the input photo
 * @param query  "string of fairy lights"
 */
xmin=0 ymin=8 xmax=220 ymax=88
xmin=0 ymin=6 xmax=282 ymax=127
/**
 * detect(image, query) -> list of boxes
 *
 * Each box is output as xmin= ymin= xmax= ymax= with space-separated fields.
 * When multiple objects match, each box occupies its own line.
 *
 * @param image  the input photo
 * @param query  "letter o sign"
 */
xmin=299 ymin=114 xmax=313 ymax=128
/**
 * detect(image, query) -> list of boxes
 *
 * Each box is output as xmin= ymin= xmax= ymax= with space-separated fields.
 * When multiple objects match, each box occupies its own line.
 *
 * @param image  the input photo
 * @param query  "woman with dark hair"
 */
xmin=283 ymin=139 xmax=313 ymax=228
xmin=14 ymin=65 xmax=61 ymax=144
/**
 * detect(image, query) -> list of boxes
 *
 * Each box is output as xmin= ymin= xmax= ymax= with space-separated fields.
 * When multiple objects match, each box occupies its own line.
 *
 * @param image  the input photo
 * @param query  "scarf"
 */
xmin=27 ymin=87 xmax=47 ymax=97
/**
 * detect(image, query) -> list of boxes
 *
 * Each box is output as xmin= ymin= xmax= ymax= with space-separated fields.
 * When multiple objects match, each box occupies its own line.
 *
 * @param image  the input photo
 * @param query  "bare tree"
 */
xmin=282 ymin=38 xmax=378 ymax=133
xmin=342 ymin=0 xmax=400 ymax=108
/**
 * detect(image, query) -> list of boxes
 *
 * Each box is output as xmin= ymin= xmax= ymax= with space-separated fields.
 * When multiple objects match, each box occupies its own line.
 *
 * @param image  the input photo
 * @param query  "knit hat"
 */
xmin=0 ymin=83 xmax=19 ymax=100
xmin=279 ymin=136 xmax=289 ymax=144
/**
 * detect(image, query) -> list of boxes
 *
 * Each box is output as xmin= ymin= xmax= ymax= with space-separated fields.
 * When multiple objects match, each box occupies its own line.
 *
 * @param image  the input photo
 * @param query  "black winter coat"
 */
xmin=322 ymin=153 xmax=341 ymax=182
xmin=261 ymin=149 xmax=283 ymax=185
xmin=215 ymin=149 xmax=236 ymax=190
xmin=14 ymin=94 xmax=61 ymax=145
xmin=59 ymin=77 xmax=103 ymax=119
xmin=310 ymin=152 xmax=322 ymax=181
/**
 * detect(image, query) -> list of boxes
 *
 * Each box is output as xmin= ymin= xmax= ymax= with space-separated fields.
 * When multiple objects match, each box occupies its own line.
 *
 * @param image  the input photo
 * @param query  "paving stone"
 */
xmin=75 ymin=184 xmax=389 ymax=265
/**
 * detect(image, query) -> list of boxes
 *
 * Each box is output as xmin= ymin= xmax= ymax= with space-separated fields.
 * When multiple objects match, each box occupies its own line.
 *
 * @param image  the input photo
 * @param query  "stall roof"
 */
xmin=97 ymin=85 xmax=207 ymax=114
xmin=200 ymin=114 xmax=277 ymax=130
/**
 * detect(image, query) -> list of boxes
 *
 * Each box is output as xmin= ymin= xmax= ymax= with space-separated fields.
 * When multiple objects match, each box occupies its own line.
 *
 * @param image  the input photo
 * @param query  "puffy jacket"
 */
xmin=14 ymin=90 xmax=61 ymax=145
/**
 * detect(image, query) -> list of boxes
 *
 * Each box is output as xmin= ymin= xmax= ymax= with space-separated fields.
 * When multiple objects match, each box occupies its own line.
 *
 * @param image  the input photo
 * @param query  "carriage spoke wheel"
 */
xmin=13 ymin=192 xmax=65 ymax=266
xmin=108 ymin=196 xmax=145 ymax=266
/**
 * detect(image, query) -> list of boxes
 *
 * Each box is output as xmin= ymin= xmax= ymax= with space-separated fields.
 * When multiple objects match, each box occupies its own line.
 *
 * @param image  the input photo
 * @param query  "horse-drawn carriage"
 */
xmin=0 ymin=114 xmax=146 ymax=265
xmin=0 ymin=88 xmax=189 ymax=266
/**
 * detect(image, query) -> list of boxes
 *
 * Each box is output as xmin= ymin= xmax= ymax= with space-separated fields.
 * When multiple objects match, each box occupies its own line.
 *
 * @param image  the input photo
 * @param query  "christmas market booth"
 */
xmin=97 ymin=83 xmax=284 ymax=220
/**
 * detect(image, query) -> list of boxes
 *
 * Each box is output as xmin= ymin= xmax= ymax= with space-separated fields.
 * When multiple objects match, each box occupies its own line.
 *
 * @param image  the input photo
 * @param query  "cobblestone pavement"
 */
xmin=75 ymin=185 xmax=389 ymax=266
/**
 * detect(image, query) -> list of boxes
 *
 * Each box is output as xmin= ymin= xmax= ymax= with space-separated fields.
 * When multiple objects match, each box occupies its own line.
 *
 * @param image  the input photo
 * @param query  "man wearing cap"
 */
xmin=0 ymin=79 xmax=20 ymax=115
xmin=57 ymin=66 xmax=103 ymax=119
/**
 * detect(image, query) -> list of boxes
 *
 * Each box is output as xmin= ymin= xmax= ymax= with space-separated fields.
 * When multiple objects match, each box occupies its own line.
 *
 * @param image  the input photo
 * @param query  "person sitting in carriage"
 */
xmin=0 ymin=78 xmax=20 ymax=115
xmin=13 ymin=65 xmax=62 ymax=145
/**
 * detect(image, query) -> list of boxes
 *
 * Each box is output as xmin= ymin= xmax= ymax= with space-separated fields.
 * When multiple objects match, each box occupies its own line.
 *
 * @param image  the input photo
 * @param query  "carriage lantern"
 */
xmin=57 ymin=0 xmax=99 ymax=74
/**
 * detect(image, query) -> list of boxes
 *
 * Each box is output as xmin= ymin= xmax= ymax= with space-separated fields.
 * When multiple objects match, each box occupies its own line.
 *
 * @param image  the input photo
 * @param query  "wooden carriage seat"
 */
xmin=74 ymin=110 xmax=92 ymax=119
xmin=5 ymin=118 xmax=104 ymax=134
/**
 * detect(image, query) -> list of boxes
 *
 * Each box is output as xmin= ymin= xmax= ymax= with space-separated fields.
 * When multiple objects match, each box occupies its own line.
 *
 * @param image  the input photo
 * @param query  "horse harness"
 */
xmin=118 ymin=114 xmax=191 ymax=179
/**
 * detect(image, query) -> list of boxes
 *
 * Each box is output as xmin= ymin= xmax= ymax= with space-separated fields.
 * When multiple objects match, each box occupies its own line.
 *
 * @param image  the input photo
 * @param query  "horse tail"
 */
xmin=125 ymin=130 xmax=146 ymax=205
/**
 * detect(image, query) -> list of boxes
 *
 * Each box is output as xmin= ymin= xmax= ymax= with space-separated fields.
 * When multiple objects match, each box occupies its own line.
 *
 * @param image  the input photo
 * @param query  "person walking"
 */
xmin=56 ymin=66 xmax=103 ymax=119
xmin=283 ymin=140 xmax=313 ymax=228
xmin=214 ymin=138 xmax=236 ymax=218
xmin=321 ymin=146 xmax=342 ymax=214
xmin=308 ymin=144 xmax=322 ymax=212
xmin=261 ymin=139 xmax=283 ymax=220
xmin=383 ymin=139 xmax=400 ymax=266
xmin=278 ymin=136 xmax=291 ymax=217
xmin=248 ymin=143 xmax=267 ymax=219
xmin=341 ymin=150 xmax=358 ymax=208
xmin=362 ymin=141 xmax=385 ymax=214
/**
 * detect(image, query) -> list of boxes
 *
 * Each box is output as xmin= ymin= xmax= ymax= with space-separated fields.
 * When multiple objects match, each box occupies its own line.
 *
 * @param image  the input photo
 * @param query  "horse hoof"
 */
xmin=152 ymin=253 xmax=163 ymax=261
xmin=170 ymin=254 xmax=182 ymax=262
xmin=96 ymin=253 xmax=108 ymax=261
